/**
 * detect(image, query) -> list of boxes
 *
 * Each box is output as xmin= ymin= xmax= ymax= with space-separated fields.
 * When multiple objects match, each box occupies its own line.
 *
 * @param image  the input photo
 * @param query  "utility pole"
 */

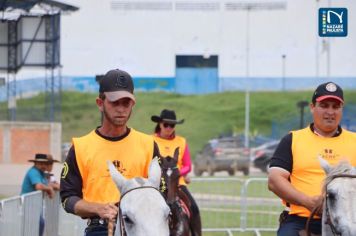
xmin=231 ymin=1 xmax=286 ymax=149
xmin=297 ymin=101 xmax=309 ymax=129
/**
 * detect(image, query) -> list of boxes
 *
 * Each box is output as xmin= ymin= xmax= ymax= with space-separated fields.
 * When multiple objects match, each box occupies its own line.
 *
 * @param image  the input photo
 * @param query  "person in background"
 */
xmin=60 ymin=69 xmax=158 ymax=236
xmin=44 ymin=154 xmax=60 ymax=191
xmin=21 ymin=153 xmax=56 ymax=236
xmin=268 ymin=82 xmax=356 ymax=236
xmin=151 ymin=109 xmax=202 ymax=236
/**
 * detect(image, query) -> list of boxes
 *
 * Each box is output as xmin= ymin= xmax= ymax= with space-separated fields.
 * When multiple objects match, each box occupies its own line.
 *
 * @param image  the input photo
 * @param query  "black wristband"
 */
xmin=63 ymin=196 xmax=81 ymax=214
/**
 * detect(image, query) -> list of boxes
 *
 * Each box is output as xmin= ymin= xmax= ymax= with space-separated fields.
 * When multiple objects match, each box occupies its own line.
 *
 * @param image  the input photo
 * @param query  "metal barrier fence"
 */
xmin=0 ymin=178 xmax=283 ymax=236
xmin=190 ymin=177 xmax=283 ymax=235
xmin=0 ymin=191 xmax=60 ymax=236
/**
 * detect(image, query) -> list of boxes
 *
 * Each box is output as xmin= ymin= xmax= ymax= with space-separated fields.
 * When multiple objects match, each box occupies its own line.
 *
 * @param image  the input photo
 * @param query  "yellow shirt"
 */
xmin=153 ymin=134 xmax=187 ymax=185
xmin=289 ymin=127 xmax=356 ymax=217
xmin=73 ymin=129 xmax=154 ymax=203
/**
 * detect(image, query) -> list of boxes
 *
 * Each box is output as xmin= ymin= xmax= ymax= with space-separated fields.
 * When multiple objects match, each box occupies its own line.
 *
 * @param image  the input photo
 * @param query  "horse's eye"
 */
xmin=327 ymin=191 xmax=336 ymax=201
xmin=123 ymin=215 xmax=134 ymax=225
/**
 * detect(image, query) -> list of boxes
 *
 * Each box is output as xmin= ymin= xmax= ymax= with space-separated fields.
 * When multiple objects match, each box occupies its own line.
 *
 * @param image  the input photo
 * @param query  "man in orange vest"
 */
xmin=60 ymin=69 xmax=158 ymax=236
xmin=268 ymin=82 xmax=356 ymax=235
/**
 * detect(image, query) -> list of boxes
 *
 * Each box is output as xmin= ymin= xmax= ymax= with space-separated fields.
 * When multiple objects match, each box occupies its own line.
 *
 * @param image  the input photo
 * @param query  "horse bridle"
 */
xmin=116 ymin=186 xmax=162 ymax=235
xmin=324 ymin=174 xmax=356 ymax=236
xmin=306 ymin=174 xmax=356 ymax=236
xmin=161 ymin=165 xmax=180 ymax=229
xmin=161 ymin=166 xmax=179 ymax=203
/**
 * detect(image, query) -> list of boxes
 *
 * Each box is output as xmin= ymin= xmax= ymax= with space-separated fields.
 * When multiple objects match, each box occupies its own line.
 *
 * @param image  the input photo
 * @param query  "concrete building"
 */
xmin=59 ymin=0 xmax=356 ymax=93
xmin=1 ymin=0 xmax=355 ymax=94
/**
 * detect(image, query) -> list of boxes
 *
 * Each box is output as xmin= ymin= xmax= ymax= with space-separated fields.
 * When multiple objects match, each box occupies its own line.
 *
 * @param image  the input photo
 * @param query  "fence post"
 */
xmin=240 ymin=179 xmax=248 ymax=230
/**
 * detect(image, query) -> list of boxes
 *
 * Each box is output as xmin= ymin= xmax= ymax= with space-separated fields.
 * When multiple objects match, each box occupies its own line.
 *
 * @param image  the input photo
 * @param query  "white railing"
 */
xmin=0 ymin=178 xmax=282 ymax=235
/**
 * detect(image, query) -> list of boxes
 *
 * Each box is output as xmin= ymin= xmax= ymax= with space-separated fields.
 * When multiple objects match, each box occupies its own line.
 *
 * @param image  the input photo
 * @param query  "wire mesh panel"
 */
xmin=22 ymin=191 xmax=43 ymax=236
xmin=240 ymin=178 xmax=283 ymax=231
xmin=190 ymin=177 xmax=244 ymax=229
xmin=43 ymin=192 xmax=60 ymax=236
xmin=190 ymin=177 xmax=283 ymax=235
xmin=0 ymin=196 xmax=23 ymax=236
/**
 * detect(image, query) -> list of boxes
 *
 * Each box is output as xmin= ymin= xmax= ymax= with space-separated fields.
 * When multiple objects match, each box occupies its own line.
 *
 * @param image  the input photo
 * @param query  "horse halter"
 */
xmin=117 ymin=186 xmax=162 ymax=235
xmin=324 ymin=174 xmax=356 ymax=236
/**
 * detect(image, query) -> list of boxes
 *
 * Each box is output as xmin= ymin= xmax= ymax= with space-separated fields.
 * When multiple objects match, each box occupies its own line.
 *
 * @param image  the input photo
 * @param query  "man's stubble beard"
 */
xmin=102 ymin=106 xmax=132 ymax=128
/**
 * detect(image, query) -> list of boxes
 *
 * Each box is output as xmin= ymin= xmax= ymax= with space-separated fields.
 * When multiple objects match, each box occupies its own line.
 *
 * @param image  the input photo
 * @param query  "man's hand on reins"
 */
xmin=304 ymin=195 xmax=323 ymax=215
xmin=97 ymin=202 xmax=118 ymax=221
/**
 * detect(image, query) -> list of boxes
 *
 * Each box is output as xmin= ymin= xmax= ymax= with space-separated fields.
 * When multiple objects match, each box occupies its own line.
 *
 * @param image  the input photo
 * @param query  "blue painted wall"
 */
xmin=1 ymin=75 xmax=356 ymax=102
xmin=176 ymin=68 xmax=218 ymax=94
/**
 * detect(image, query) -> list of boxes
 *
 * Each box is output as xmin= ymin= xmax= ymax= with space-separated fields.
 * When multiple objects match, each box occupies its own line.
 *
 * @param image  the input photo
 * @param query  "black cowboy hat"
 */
xmin=151 ymin=109 xmax=184 ymax=124
xmin=28 ymin=153 xmax=59 ymax=163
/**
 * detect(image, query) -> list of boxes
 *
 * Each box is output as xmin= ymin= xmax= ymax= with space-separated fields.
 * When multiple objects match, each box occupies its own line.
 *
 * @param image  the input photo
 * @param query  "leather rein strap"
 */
xmin=306 ymin=174 xmax=356 ymax=236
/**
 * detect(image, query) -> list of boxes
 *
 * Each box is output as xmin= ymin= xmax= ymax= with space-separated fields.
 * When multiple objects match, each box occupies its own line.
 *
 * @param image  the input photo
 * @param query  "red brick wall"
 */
xmin=0 ymin=122 xmax=61 ymax=164
xmin=11 ymin=128 xmax=50 ymax=164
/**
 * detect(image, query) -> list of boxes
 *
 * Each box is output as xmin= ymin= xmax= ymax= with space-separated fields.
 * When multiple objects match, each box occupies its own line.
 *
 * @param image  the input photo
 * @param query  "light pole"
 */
xmin=232 ymin=2 xmax=286 ymax=149
xmin=282 ymin=54 xmax=286 ymax=91
xmin=297 ymin=101 xmax=309 ymax=129
xmin=327 ymin=0 xmax=331 ymax=79
xmin=315 ymin=0 xmax=320 ymax=78
xmin=245 ymin=7 xmax=250 ymax=149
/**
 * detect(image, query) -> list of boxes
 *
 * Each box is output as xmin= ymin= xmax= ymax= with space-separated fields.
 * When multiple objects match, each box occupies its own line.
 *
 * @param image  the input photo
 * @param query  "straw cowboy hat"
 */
xmin=151 ymin=109 xmax=184 ymax=124
xmin=28 ymin=153 xmax=59 ymax=163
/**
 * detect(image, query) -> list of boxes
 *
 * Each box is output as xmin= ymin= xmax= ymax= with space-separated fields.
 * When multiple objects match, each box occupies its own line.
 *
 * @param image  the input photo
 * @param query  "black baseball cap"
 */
xmin=99 ymin=69 xmax=135 ymax=102
xmin=312 ymin=82 xmax=344 ymax=104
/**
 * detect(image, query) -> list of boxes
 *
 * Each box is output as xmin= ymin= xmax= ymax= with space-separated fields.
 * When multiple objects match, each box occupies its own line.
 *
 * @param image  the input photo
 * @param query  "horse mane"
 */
xmin=322 ymin=160 xmax=355 ymax=193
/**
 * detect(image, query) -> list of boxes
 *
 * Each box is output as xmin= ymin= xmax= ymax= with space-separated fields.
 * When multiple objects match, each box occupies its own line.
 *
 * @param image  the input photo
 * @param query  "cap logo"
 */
xmin=325 ymin=82 xmax=337 ymax=92
xmin=116 ymin=75 xmax=128 ymax=88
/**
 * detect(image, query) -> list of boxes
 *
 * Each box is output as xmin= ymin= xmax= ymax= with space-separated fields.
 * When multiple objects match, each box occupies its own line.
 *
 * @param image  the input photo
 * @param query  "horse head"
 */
xmin=319 ymin=157 xmax=356 ymax=236
xmin=107 ymin=157 xmax=170 ymax=236
xmin=159 ymin=147 xmax=180 ymax=205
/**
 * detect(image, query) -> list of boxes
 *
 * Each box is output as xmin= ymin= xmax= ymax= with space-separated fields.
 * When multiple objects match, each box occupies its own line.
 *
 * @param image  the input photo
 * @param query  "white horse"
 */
xmin=319 ymin=158 xmax=356 ymax=236
xmin=107 ymin=158 xmax=170 ymax=236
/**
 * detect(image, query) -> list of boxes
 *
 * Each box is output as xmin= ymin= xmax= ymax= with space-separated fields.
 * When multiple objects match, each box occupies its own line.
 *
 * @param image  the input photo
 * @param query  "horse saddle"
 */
xmin=177 ymin=188 xmax=192 ymax=218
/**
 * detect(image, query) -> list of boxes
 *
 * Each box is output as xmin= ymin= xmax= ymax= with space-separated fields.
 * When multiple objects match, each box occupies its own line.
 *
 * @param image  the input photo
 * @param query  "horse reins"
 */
xmin=306 ymin=174 xmax=356 ymax=236
xmin=325 ymin=174 xmax=356 ymax=236
xmin=305 ymin=199 xmax=323 ymax=236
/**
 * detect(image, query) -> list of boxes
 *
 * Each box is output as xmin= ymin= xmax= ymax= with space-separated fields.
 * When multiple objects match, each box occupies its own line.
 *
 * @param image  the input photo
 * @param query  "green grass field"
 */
xmin=3 ymin=90 xmax=356 ymax=158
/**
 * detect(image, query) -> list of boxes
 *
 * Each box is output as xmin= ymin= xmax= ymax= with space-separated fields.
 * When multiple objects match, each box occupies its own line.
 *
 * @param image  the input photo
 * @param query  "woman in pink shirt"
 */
xmin=151 ymin=109 xmax=201 ymax=236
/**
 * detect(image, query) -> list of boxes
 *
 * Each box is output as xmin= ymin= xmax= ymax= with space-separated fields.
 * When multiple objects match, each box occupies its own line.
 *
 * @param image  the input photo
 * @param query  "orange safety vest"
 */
xmin=289 ymin=127 xmax=356 ymax=217
xmin=73 ymin=129 xmax=154 ymax=203
xmin=153 ymin=135 xmax=187 ymax=186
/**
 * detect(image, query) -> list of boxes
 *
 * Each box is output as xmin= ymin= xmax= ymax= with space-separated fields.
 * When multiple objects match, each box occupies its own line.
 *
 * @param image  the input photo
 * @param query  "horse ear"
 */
xmin=154 ymin=141 xmax=161 ymax=157
xmin=318 ymin=155 xmax=331 ymax=174
xmin=107 ymin=160 xmax=126 ymax=193
xmin=173 ymin=147 xmax=179 ymax=162
xmin=148 ymin=157 xmax=162 ymax=189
